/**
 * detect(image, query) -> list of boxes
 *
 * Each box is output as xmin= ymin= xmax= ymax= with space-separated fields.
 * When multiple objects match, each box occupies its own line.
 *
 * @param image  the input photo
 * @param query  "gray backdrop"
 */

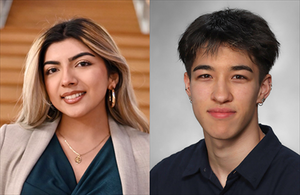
xmin=150 ymin=1 xmax=300 ymax=168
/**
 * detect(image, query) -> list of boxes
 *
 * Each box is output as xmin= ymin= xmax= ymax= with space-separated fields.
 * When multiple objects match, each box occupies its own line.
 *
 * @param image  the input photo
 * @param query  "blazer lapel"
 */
xmin=9 ymin=117 xmax=140 ymax=194
xmin=109 ymin=117 xmax=138 ymax=195
xmin=11 ymin=119 xmax=60 ymax=194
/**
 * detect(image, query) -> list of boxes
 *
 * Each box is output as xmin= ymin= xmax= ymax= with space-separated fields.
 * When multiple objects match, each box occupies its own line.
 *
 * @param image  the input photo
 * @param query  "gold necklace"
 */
xmin=58 ymin=132 xmax=110 ymax=164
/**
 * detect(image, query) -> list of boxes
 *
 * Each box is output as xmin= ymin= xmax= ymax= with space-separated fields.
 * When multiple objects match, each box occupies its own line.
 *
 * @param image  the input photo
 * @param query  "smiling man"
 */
xmin=150 ymin=8 xmax=300 ymax=194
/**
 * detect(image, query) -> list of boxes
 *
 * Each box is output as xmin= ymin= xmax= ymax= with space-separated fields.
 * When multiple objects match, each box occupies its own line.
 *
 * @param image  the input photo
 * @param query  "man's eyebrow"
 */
xmin=68 ymin=52 xmax=95 ymax=62
xmin=193 ymin=65 xmax=215 ymax=72
xmin=231 ymin=65 xmax=253 ymax=73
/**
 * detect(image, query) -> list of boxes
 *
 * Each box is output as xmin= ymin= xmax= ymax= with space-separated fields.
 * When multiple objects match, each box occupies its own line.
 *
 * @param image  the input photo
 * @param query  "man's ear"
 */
xmin=257 ymin=74 xmax=272 ymax=104
xmin=184 ymin=72 xmax=191 ymax=97
xmin=108 ymin=72 xmax=119 ymax=90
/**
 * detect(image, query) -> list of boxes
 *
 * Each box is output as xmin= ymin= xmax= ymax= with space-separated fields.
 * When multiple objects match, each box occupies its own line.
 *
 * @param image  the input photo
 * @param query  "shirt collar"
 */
xmin=181 ymin=124 xmax=283 ymax=189
xmin=182 ymin=139 xmax=210 ymax=178
xmin=235 ymin=124 xmax=282 ymax=189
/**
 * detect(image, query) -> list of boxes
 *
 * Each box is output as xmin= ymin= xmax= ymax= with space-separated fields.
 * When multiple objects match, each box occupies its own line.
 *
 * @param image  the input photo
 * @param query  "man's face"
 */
xmin=184 ymin=46 xmax=271 ymax=141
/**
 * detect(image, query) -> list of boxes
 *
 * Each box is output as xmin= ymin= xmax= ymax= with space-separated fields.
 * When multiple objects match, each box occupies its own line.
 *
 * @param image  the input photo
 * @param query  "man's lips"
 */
xmin=207 ymin=108 xmax=236 ymax=119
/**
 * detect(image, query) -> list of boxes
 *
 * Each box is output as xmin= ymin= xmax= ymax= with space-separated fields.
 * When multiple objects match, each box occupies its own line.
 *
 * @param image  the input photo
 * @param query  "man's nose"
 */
xmin=211 ymin=80 xmax=233 ymax=104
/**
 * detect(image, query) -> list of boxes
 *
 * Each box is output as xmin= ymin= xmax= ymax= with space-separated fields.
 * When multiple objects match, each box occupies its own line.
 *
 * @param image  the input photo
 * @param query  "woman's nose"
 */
xmin=61 ymin=69 xmax=78 ymax=87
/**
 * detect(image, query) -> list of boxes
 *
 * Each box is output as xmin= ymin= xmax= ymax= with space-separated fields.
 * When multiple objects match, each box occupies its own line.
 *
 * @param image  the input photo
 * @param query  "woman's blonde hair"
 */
xmin=16 ymin=18 xmax=149 ymax=133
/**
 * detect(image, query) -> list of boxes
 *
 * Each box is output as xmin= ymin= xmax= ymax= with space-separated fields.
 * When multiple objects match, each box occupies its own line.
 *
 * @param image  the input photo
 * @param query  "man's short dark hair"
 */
xmin=178 ymin=8 xmax=280 ymax=83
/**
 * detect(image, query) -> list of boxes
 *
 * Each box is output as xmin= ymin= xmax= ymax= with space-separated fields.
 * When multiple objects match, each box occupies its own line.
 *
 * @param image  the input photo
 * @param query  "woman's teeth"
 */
xmin=64 ymin=92 xmax=85 ymax=100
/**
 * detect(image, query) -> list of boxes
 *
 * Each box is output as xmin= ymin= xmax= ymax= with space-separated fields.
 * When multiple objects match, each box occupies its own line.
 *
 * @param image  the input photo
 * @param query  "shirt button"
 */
xmin=204 ymin=168 xmax=207 ymax=172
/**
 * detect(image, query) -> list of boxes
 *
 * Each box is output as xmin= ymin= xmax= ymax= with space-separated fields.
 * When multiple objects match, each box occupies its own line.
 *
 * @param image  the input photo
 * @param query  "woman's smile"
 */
xmin=62 ymin=91 xmax=86 ymax=104
xmin=44 ymin=38 xmax=111 ymax=119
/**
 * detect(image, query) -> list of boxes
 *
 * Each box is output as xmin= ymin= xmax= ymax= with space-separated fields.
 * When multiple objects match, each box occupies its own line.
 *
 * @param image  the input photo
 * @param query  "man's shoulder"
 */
xmin=150 ymin=140 xmax=205 ymax=194
xmin=264 ymin=145 xmax=300 ymax=194
xmin=275 ymin=145 xmax=300 ymax=171
xmin=151 ymin=139 xmax=204 ymax=175
xmin=261 ymin=124 xmax=300 ymax=172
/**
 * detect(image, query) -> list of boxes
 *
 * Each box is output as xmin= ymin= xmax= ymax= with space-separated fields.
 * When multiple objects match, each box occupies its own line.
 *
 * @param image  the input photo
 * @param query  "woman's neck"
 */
xmin=57 ymin=111 xmax=110 ymax=142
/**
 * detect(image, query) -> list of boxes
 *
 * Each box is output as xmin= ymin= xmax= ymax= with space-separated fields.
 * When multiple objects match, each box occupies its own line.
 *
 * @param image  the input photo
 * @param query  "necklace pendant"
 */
xmin=75 ymin=155 xmax=82 ymax=164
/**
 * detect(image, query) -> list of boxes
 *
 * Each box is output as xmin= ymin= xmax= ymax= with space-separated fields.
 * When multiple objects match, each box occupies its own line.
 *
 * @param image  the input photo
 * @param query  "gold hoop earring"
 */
xmin=109 ymin=89 xmax=116 ymax=108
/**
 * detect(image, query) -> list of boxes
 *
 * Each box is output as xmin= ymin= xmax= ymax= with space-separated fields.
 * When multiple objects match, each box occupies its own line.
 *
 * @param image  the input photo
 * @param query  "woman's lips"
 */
xmin=207 ymin=108 xmax=236 ymax=119
xmin=61 ymin=91 xmax=86 ymax=104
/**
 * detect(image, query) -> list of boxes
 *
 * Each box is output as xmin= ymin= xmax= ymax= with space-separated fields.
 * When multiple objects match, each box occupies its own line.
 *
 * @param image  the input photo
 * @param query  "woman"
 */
xmin=0 ymin=18 xmax=149 ymax=194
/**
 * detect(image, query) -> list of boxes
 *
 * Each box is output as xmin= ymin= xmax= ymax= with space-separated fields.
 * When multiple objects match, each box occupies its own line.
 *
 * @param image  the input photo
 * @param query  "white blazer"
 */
xmin=0 ymin=117 xmax=149 ymax=195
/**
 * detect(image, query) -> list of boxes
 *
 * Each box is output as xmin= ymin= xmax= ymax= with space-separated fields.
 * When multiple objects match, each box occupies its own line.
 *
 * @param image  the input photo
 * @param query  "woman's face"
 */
xmin=43 ymin=38 xmax=118 ymax=119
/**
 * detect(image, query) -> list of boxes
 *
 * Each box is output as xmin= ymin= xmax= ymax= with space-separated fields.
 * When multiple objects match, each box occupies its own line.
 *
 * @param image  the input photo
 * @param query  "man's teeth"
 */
xmin=64 ymin=92 xmax=84 ymax=100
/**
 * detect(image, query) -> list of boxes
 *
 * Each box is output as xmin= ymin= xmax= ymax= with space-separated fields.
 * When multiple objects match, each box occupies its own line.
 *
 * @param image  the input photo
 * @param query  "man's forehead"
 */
xmin=196 ymin=45 xmax=248 ymax=59
xmin=193 ymin=46 xmax=259 ymax=71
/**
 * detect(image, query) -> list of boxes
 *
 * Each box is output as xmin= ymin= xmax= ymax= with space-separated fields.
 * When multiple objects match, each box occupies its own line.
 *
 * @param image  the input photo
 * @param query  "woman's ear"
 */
xmin=108 ymin=72 xmax=119 ymax=90
xmin=257 ymin=74 xmax=272 ymax=104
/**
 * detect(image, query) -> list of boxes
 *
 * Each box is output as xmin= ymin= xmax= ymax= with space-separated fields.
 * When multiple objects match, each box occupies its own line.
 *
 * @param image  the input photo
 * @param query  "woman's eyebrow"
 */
xmin=68 ymin=52 xmax=95 ymax=62
xmin=43 ymin=52 xmax=95 ymax=66
xmin=43 ymin=61 xmax=60 ymax=66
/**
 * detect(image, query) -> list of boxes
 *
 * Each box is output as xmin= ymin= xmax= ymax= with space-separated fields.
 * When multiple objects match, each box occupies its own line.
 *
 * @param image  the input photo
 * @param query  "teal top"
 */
xmin=21 ymin=135 xmax=122 ymax=195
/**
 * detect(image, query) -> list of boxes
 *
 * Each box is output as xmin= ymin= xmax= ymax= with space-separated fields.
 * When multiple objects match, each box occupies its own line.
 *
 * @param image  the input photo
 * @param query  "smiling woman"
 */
xmin=43 ymin=39 xmax=112 ymax=119
xmin=0 ymin=18 xmax=149 ymax=194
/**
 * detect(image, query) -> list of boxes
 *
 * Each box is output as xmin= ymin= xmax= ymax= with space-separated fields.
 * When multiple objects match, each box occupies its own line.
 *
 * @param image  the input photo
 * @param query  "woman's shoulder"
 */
xmin=119 ymin=123 xmax=149 ymax=147
xmin=0 ymin=123 xmax=34 ymax=160
xmin=0 ymin=120 xmax=59 ymax=149
xmin=0 ymin=123 xmax=32 ymax=142
xmin=1 ymin=119 xmax=59 ymax=136
xmin=1 ymin=122 xmax=26 ymax=131
xmin=123 ymin=125 xmax=149 ymax=139
xmin=109 ymin=118 xmax=149 ymax=152
xmin=109 ymin=117 xmax=149 ymax=141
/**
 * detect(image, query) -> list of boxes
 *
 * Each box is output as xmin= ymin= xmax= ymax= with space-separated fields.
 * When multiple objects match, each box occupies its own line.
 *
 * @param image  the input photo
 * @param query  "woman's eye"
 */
xmin=45 ymin=67 xmax=58 ymax=75
xmin=77 ymin=61 xmax=92 ymax=67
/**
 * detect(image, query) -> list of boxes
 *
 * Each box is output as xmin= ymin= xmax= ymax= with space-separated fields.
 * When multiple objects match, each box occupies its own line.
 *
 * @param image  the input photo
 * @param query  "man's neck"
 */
xmin=204 ymin=124 xmax=265 ymax=188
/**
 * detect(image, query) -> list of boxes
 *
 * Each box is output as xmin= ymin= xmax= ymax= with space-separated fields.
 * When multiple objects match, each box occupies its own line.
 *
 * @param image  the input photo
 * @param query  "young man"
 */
xmin=151 ymin=8 xmax=300 ymax=194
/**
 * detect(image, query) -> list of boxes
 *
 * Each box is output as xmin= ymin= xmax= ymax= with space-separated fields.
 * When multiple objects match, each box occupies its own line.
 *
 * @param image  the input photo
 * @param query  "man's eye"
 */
xmin=77 ymin=61 xmax=92 ymax=67
xmin=232 ymin=75 xmax=246 ymax=79
xmin=199 ymin=74 xmax=212 ymax=79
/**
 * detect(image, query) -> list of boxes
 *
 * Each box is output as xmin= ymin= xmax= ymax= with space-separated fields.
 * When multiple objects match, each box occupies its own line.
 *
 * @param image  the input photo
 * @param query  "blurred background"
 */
xmin=0 ymin=0 xmax=149 ymax=126
xmin=150 ymin=1 xmax=299 ymax=168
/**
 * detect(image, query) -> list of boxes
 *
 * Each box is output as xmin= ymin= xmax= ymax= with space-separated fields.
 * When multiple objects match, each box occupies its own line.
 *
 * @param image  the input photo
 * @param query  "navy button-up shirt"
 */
xmin=151 ymin=124 xmax=300 ymax=195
